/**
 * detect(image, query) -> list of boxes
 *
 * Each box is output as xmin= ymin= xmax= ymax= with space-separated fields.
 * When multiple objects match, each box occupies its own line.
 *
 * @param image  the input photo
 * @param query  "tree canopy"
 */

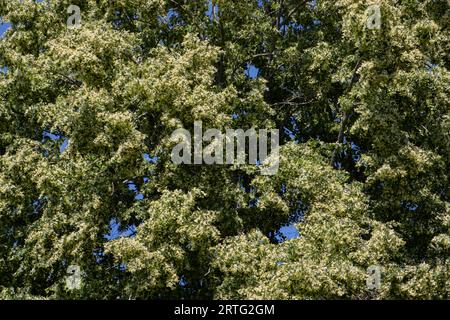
xmin=0 ymin=0 xmax=448 ymax=299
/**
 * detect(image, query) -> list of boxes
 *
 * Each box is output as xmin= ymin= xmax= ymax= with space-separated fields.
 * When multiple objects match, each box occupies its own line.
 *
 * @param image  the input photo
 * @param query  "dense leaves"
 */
xmin=0 ymin=0 xmax=448 ymax=299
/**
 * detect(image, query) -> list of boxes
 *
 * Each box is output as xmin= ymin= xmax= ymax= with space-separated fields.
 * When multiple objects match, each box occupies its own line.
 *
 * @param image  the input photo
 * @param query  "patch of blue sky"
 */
xmin=125 ymin=178 xmax=147 ymax=201
xmin=135 ymin=193 xmax=144 ymax=200
xmin=402 ymin=201 xmax=419 ymax=212
xmin=157 ymin=8 xmax=179 ymax=27
xmin=277 ymin=224 xmax=300 ymax=242
xmin=42 ymin=131 xmax=61 ymax=141
xmin=144 ymin=153 xmax=158 ymax=163
xmin=178 ymin=275 xmax=188 ymax=287
xmin=206 ymin=1 xmax=217 ymax=22
xmin=350 ymin=141 xmax=361 ymax=162
xmin=126 ymin=182 xmax=138 ymax=197
xmin=245 ymin=63 xmax=259 ymax=79
xmin=104 ymin=218 xmax=136 ymax=241
xmin=0 ymin=22 xmax=10 ymax=38
xmin=285 ymin=21 xmax=305 ymax=31
xmin=284 ymin=127 xmax=296 ymax=140
xmin=42 ymin=131 xmax=70 ymax=153
xmin=59 ymin=138 xmax=69 ymax=153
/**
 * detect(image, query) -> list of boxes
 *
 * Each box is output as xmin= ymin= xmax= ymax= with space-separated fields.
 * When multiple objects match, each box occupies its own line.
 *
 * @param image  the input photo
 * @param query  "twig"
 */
xmin=330 ymin=59 xmax=361 ymax=165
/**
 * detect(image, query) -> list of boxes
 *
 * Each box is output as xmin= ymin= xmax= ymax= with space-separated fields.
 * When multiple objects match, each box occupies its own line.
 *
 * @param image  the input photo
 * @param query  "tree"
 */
xmin=0 ymin=0 xmax=448 ymax=299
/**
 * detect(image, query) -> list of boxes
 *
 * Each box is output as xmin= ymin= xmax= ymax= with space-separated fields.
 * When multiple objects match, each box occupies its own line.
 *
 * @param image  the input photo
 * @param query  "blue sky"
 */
xmin=0 ymin=22 xmax=10 ymax=37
